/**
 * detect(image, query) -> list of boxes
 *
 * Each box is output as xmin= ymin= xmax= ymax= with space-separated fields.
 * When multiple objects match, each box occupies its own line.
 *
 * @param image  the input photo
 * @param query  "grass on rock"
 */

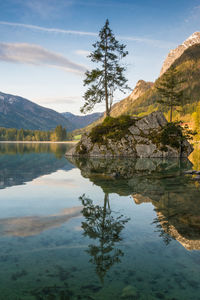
xmin=89 ymin=115 xmax=136 ymax=143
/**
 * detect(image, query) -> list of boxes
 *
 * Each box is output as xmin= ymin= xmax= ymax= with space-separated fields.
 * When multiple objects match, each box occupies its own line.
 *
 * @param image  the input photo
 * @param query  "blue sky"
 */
xmin=0 ymin=0 xmax=200 ymax=114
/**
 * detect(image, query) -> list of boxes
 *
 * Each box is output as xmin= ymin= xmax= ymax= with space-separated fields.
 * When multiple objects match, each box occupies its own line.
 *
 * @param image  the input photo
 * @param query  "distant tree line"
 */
xmin=0 ymin=125 xmax=67 ymax=141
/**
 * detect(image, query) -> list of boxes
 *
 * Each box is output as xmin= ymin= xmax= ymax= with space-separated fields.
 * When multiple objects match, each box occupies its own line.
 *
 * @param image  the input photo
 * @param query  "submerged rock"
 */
xmin=67 ymin=112 xmax=193 ymax=158
xmin=121 ymin=285 xmax=138 ymax=299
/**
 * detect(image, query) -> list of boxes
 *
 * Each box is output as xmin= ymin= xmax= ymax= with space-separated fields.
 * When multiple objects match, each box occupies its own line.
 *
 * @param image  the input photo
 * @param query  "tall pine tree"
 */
xmin=81 ymin=19 xmax=130 ymax=116
xmin=155 ymin=66 xmax=184 ymax=122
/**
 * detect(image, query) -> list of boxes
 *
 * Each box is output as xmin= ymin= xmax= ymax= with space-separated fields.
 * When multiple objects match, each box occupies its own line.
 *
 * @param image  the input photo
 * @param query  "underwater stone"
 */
xmin=121 ymin=285 xmax=137 ymax=299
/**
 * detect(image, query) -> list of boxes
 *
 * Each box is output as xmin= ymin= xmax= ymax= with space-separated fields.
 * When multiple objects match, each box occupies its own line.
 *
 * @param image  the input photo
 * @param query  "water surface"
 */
xmin=0 ymin=142 xmax=200 ymax=300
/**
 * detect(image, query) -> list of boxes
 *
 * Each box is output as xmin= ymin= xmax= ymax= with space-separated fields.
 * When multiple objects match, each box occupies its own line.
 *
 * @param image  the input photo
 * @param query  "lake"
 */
xmin=0 ymin=142 xmax=200 ymax=300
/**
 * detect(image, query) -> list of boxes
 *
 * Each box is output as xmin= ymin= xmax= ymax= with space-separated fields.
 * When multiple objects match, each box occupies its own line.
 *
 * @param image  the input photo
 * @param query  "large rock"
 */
xmin=67 ymin=112 xmax=193 ymax=158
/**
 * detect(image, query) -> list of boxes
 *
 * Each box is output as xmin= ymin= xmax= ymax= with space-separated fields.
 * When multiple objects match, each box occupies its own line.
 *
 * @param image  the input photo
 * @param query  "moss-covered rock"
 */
xmin=66 ymin=112 xmax=193 ymax=158
xmin=89 ymin=115 xmax=136 ymax=143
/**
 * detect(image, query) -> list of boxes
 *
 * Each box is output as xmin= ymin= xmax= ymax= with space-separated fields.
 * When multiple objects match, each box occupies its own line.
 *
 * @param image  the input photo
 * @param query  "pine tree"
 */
xmin=17 ymin=129 xmax=24 ymax=141
xmin=54 ymin=125 xmax=66 ymax=141
xmin=155 ymin=66 xmax=184 ymax=122
xmin=81 ymin=19 xmax=130 ymax=116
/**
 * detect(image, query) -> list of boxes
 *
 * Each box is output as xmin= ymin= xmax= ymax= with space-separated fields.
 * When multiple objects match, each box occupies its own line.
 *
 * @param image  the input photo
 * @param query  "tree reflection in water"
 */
xmin=79 ymin=193 xmax=130 ymax=283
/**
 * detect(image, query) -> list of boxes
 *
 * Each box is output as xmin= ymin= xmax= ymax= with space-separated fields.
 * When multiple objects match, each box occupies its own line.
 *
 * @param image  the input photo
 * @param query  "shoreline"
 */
xmin=0 ymin=141 xmax=78 ymax=144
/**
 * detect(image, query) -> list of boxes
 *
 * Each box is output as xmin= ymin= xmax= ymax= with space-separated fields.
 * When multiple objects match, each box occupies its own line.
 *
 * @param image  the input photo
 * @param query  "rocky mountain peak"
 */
xmin=129 ymin=80 xmax=154 ymax=101
xmin=183 ymin=32 xmax=200 ymax=46
xmin=109 ymin=80 xmax=153 ymax=117
xmin=160 ymin=31 xmax=200 ymax=76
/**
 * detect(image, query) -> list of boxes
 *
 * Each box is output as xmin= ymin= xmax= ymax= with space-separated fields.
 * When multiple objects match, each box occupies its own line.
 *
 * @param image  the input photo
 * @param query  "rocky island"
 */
xmin=67 ymin=111 xmax=193 ymax=158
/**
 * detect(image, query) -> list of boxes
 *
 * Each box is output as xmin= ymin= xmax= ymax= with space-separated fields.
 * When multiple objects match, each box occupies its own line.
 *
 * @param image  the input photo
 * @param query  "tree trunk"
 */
xmin=170 ymin=106 xmax=173 ymax=122
xmin=99 ymin=193 xmax=109 ymax=283
xmin=105 ymin=78 xmax=109 ymax=116
xmin=104 ymin=33 xmax=109 ymax=117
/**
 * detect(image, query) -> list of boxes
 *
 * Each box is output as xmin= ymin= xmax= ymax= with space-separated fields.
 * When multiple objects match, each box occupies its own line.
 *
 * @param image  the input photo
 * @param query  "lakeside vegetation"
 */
xmin=0 ymin=125 xmax=67 ymax=142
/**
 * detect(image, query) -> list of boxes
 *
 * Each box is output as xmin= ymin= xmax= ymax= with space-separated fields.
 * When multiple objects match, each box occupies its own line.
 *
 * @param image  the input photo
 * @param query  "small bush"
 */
xmin=74 ymin=134 xmax=81 ymax=140
xmin=160 ymin=122 xmax=183 ymax=149
xmin=89 ymin=115 xmax=135 ymax=143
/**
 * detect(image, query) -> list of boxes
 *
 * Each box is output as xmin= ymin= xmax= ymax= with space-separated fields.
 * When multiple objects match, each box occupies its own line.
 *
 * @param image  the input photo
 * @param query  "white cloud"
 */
xmin=185 ymin=5 xmax=200 ymax=23
xmin=75 ymin=49 xmax=90 ymax=57
xmin=23 ymin=0 xmax=74 ymax=19
xmin=38 ymin=96 xmax=81 ymax=105
xmin=0 ymin=21 xmax=174 ymax=48
xmin=0 ymin=42 xmax=87 ymax=74
xmin=0 ymin=21 xmax=97 ymax=37
xmin=118 ymin=35 xmax=175 ymax=49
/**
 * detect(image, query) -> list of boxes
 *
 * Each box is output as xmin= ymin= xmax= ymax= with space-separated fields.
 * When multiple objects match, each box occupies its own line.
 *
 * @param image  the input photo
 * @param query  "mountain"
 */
xmin=62 ymin=111 xmax=103 ymax=130
xmin=107 ymin=40 xmax=200 ymax=120
xmin=2 ymin=33 xmax=199 ymax=132
xmin=68 ymin=33 xmax=200 ymax=136
xmin=160 ymin=32 xmax=200 ymax=76
xmin=74 ymin=80 xmax=153 ymax=133
xmin=127 ymin=43 xmax=200 ymax=117
xmin=109 ymin=80 xmax=153 ymax=117
xmin=0 ymin=92 xmax=73 ymax=131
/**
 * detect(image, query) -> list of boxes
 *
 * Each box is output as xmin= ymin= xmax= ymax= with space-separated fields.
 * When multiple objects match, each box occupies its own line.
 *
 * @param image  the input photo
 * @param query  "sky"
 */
xmin=0 ymin=0 xmax=200 ymax=114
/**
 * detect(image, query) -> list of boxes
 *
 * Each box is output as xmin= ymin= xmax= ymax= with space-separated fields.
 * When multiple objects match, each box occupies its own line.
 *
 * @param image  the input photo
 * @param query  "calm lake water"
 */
xmin=0 ymin=142 xmax=200 ymax=300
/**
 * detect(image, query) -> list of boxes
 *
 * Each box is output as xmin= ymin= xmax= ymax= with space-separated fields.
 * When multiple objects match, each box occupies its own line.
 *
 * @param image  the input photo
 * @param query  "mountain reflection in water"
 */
xmin=68 ymin=156 xmax=200 ymax=251
xmin=0 ymin=143 xmax=200 ymax=299
xmin=1 ymin=142 xmax=200 ymax=251
xmin=0 ymin=143 xmax=74 ymax=189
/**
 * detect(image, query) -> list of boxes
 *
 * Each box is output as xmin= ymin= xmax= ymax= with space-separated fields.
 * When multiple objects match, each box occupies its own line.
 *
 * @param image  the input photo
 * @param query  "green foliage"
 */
xmin=54 ymin=125 xmax=67 ymax=141
xmin=181 ymin=123 xmax=197 ymax=140
xmin=0 ymin=125 xmax=67 ymax=141
xmin=155 ymin=66 xmax=185 ymax=122
xmin=192 ymin=103 xmax=200 ymax=139
xmin=81 ymin=19 xmax=130 ymax=116
xmin=160 ymin=122 xmax=183 ymax=149
xmin=150 ymin=122 xmax=196 ymax=151
xmin=119 ymin=44 xmax=200 ymax=120
xmin=74 ymin=134 xmax=81 ymax=140
xmin=89 ymin=115 xmax=135 ymax=143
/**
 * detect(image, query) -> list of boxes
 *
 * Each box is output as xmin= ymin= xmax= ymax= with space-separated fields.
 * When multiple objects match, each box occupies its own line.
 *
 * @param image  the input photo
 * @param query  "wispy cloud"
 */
xmin=0 ymin=21 xmax=174 ymax=48
xmin=0 ymin=21 xmax=97 ymax=37
xmin=0 ymin=42 xmax=87 ymax=74
xmin=119 ymin=35 xmax=175 ymax=48
xmin=17 ymin=0 xmax=74 ymax=19
xmin=39 ymin=96 xmax=81 ymax=105
xmin=75 ymin=0 xmax=136 ymax=9
xmin=75 ymin=49 xmax=90 ymax=57
xmin=184 ymin=5 xmax=200 ymax=24
xmin=24 ymin=0 xmax=73 ymax=18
